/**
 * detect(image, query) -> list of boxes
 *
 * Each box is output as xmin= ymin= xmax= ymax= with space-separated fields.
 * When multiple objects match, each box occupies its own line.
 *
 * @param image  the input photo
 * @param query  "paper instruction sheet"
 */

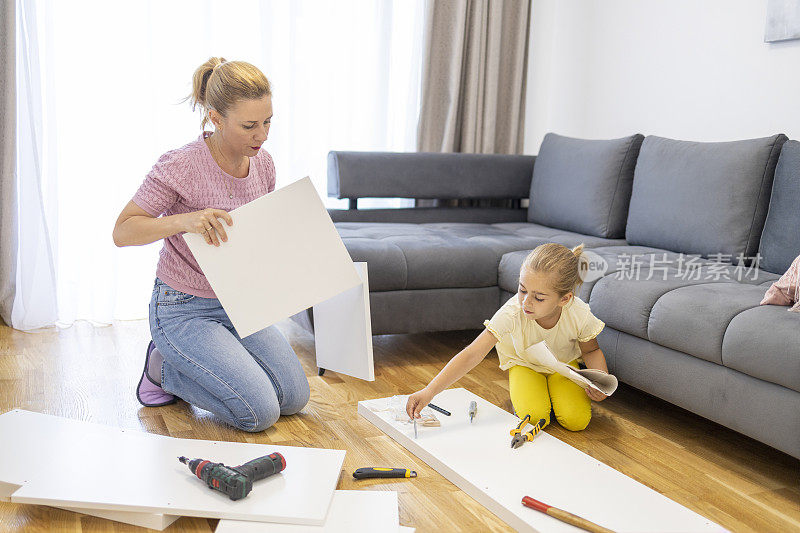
xmin=510 ymin=336 xmax=618 ymax=396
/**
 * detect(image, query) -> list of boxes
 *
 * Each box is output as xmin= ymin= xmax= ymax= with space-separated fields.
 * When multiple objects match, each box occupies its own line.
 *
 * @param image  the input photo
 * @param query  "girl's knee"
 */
xmin=512 ymin=404 xmax=551 ymax=428
xmin=508 ymin=366 xmax=550 ymax=425
xmin=555 ymin=406 xmax=591 ymax=431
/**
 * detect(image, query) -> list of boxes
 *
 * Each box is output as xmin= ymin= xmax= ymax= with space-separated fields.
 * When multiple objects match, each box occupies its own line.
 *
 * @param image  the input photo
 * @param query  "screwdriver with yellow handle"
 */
xmin=353 ymin=467 xmax=417 ymax=480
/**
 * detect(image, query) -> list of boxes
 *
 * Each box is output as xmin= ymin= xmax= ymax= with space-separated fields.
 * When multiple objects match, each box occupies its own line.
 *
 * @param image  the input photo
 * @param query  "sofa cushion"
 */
xmin=589 ymin=271 xmax=725 ymax=341
xmin=759 ymin=140 xmax=800 ymax=274
xmin=335 ymin=223 xmax=499 ymax=290
xmin=420 ymin=223 xmax=548 ymax=259
xmin=626 ymin=134 xmax=788 ymax=259
xmin=336 ymin=222 xmax=627 ymax=292
xmin=492 ymin=223 xmax=627 ymax=249
xmin=723 ymin=305 xmax=800 ymax=393
xmin=648 ymin=283 xmax=767 ymax=365
xmin=498 ymin=245 xmax=713 ymax=301
xmin=587 ymin=263 xmax=779 ymax=342
xmin=339 ymin=237 xmax=409 ymax=291
xmin=528 ymin=133 xmax=644 ymax=239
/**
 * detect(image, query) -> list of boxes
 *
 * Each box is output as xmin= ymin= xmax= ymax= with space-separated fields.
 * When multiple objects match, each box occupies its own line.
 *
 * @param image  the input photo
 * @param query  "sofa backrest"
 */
xmin=527 ymin=133 xmax=644 ymax=239
xmin=625 ymin=134 xmax=787 ymax=260
xmin=328 ymin=151 xmax=534 ymax=200
xmin=759 ymin=140 xmax=800 ymax=274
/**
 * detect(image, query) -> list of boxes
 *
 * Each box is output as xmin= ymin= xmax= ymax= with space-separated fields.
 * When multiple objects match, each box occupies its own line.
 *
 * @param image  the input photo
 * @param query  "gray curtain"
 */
xmin=416 ymin=0 xmax=531 ymax=155
xmin=0 ymin=0 xmax=17 ymax=327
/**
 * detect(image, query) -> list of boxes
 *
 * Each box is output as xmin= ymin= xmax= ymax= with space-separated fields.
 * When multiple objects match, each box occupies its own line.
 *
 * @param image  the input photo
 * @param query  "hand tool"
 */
xmin=353 ymin=467 xmax=417 ymax=479
xmin=468 ymin=400 xmax=477 ymax=423
xmin=178 ymin=452 xmax=285 ymax=501
xmin=427 ymin=403 xmax=451 ymax=416
xmin=522 ymin=496 xmax=616 ymax=533
xmin=413 ymin=417 xmax=418 ymax=438
xmin=509 ymin=414 xmax=547 ymax=449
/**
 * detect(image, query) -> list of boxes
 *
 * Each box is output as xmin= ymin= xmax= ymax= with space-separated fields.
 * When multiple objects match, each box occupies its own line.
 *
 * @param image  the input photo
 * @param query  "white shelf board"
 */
xmin=359 ymin=388 xmax=726 ymax=533
xmin=216 ymin=490 xmax=398 ymax=532
xmin=1 ymin=409 xmax=343 ymax=526
xmin=314 ymin=261 xmax=375 ymax=381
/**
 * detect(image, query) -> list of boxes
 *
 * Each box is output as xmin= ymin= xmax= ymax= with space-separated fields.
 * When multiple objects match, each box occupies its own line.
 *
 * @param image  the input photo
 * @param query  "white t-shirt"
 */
xmin=483 ymin=294 xmax=605 ymax=373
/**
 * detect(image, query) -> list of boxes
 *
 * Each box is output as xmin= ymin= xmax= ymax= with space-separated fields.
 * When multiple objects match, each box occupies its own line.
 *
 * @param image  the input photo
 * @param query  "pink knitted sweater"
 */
xmin=132 ymin=131 xmax=276 ymax=298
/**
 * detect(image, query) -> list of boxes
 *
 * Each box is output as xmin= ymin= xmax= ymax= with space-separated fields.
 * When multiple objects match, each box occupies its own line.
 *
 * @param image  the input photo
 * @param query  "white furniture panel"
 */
xmin=185 ymin=177 xmax=361 ymax=338
xmin=313 ymin=262 xmax=374 ymax=381
xmin=1 ymin=410 xmax=344 ymax=526
xmin=0 ymin=410 xmax=177 ymax=530
xmin=215 ymin=490 xmax=398 ymax=532
xmin=359 ymin=389 xmax=725 ymax=533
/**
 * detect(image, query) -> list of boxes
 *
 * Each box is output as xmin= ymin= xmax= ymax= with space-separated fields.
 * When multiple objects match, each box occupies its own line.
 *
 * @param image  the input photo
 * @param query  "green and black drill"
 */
xmin=178 ymin=452 xmax=286 ymax=501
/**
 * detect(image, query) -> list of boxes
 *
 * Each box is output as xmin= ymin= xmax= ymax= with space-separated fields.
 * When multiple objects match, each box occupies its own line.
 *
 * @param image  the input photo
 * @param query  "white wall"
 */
xmin=523 ymin=0 xmax=800 ymax=154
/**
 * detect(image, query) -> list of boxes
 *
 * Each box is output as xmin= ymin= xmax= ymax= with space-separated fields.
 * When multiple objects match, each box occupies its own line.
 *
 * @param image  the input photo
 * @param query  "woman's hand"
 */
xmin=178 ymin=208 xmax=233 ymax=246
xmin=406 ymin=388 xmax=435 ymax=419
xmin=585 ymin=387 xmax=607 ymax=402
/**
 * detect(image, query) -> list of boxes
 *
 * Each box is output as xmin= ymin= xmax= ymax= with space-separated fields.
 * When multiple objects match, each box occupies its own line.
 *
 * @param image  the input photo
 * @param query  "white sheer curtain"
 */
xmin=13 ymin=0 xmax=424 ymax=329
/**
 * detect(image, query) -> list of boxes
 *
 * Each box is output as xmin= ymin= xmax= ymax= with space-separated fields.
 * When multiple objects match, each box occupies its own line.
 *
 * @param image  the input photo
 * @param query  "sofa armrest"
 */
xmin=327 ymin=151 xmax=535 ymax=201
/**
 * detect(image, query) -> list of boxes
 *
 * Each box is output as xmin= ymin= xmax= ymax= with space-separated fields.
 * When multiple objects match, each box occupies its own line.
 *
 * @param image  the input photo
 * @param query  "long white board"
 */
xmin=0 ymin=410 xmax=178 ymax=530
xmin=359 ymin=389 xmax=726 ymax=533
xmin=215 ymin=490 xmax=399 ymax=532
xmin=185 ymin=177 xmax=361 ymax=338
xmin=313 ymin=262 xmax=374 ymax=381
xmin=1 ymin=410 xmax=344 ymax=526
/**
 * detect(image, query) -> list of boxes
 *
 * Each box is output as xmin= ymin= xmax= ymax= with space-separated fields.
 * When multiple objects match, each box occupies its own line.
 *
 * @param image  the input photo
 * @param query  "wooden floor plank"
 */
xmin=0 ymin=318 xmax=797 ymax=532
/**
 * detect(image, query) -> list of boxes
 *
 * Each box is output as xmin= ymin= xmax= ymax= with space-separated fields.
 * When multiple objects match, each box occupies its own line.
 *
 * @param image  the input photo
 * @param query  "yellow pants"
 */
xmin=508 ymin=363 xmax=592 ymax=432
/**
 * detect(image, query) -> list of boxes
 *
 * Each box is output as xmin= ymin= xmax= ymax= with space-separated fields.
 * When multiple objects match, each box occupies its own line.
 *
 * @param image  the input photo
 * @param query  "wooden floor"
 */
xmin=0 ymin=319 xmax=798 ymax=533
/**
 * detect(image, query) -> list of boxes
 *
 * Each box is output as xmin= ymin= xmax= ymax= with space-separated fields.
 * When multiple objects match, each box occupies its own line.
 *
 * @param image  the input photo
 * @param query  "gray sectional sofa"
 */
xmin=292 ymin=133 xmax=800 ymax=459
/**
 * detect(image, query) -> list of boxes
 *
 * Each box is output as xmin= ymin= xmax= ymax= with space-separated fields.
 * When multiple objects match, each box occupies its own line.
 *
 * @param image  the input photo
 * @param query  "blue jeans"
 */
xmin=148 ymin=278 xmax=310 ymax=432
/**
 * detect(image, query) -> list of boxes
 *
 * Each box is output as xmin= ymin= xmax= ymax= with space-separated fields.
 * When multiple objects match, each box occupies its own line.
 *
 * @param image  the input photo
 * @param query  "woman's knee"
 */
xmin=280 ymin=378 xmax=310 ymax=416
xmin=234 ymin=410 xmax=280 ymax=433
xmin=234 ymin=400 xmax=281 ymax=433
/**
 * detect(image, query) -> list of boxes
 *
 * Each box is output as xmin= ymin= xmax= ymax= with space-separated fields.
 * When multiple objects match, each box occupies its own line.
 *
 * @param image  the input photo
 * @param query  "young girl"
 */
xmin=112 ymin=57 xmax=310 ymax=431
xmin=406 ymin=243 xmax=608 ymax=431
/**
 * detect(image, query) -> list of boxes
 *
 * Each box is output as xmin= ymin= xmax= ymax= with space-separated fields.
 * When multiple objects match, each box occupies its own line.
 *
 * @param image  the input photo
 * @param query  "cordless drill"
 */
xmin=178 ymin=452 xmax=286 ymax=500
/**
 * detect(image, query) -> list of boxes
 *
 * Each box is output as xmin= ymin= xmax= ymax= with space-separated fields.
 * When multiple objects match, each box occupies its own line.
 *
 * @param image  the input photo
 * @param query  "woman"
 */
xmin=112 ymin=57 xmax=310 ymax=432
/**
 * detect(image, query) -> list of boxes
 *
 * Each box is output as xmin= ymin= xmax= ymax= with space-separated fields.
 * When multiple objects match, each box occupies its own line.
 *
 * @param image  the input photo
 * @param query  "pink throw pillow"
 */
xmin=761 ymin=254 xmax=800 ymax=312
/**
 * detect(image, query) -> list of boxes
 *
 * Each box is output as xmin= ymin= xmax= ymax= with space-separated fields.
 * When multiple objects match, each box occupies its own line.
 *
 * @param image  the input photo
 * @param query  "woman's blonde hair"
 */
xmin=521 ymin=243 xmax=585 ymax=298
xmin=182 ymin=57 xmax=272 ymax=131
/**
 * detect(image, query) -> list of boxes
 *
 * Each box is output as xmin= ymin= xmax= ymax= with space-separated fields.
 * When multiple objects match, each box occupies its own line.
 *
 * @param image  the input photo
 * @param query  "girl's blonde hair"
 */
xmin=522 ymin=243 xmax=585 ymax=297
xmin=182 ymin=57 xmax=272 ymax=131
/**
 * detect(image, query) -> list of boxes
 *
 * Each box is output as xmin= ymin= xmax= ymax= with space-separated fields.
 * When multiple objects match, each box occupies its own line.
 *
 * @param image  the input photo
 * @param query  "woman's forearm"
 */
xmin=582 ymin=349 xmax=608 ymax=373
xmin=113 ymin=214 xmax=183 ymax=247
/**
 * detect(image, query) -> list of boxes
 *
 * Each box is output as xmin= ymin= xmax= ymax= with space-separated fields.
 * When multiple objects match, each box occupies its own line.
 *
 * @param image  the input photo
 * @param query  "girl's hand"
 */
xmin=406 ymin=388 xmax=435 ymax=419
xmin=585 ymin=387 xmax=607 ymax=402
xmin=178 ymin=208 xmax=233 ymax=246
